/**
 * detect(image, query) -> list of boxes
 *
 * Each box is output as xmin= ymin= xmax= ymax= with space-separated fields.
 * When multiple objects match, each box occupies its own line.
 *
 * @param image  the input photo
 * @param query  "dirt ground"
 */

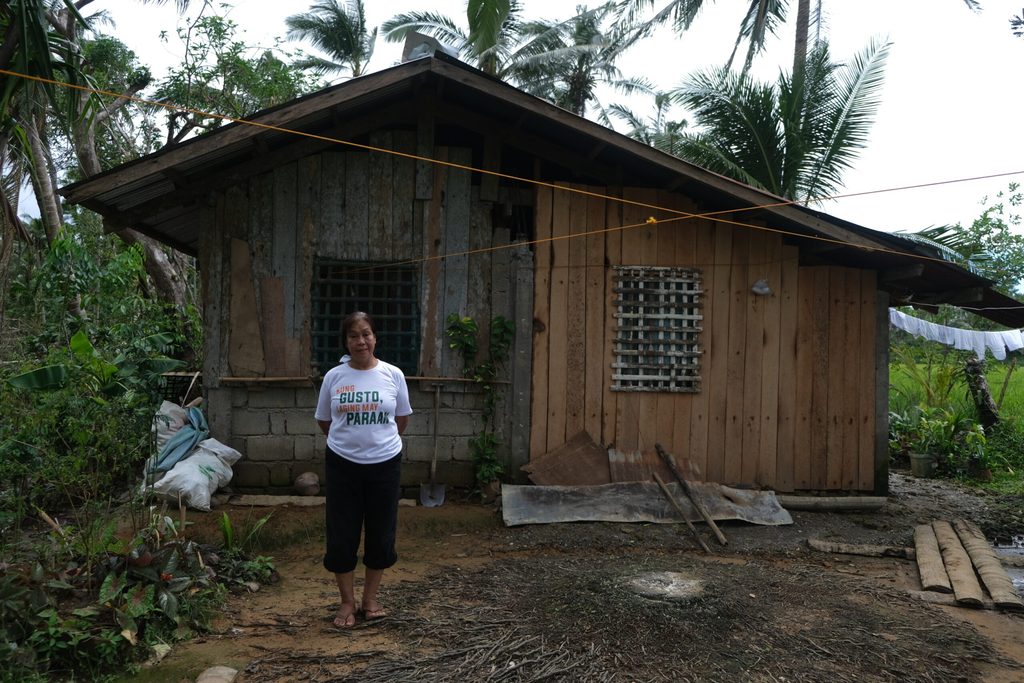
xmin=129 ymin=472 xmax=1024 ymax=683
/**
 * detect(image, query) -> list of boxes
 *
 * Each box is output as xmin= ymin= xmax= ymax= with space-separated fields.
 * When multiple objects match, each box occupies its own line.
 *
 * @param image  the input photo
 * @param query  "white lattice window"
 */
xmin=612 ymin=266 xmax=703 ymax=392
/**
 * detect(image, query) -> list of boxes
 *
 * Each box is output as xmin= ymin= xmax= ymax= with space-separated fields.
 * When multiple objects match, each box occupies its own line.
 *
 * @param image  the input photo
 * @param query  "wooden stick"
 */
xmin=652 ymin=472 xmax=711 ymax=554
xmin=914 ymin=524 xmax=953 ymax=593
xmin=807 ymin=538 xmax=915 ymax=559
xmin=953 ymin=519 xmax=1024 ymax=611
xmin=656 ymin=443 xmax=727 ymax=545
xmin=932 ymin=521 xmax=985 ymax=606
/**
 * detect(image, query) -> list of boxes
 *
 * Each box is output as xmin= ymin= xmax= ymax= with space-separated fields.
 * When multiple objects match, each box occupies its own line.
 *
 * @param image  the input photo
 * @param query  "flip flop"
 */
xmin=360 ymin=603 xmax=387 ymax=620
xmin=333 ymin=604 xmax=357 ymax=628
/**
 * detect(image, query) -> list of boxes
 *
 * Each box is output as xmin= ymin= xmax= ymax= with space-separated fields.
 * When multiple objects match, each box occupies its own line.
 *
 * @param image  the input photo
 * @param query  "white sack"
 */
xmin=153 ymin=401 xmax=188 ymax=452
xmin=145 ymin=438 xmax=242 ymax=511
xmin=151 ymin=451 xmax=233 ymax=512
xmin=194 ymin=438 xmax=242 ymax=466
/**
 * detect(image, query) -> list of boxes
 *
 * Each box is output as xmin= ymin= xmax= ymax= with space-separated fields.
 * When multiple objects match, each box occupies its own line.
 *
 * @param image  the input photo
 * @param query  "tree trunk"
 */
xmin=26 ymin=114 xmax=63 ymax=244
xmin=0 ymin=192 xmax=18 ymax=328
xmin=792 ymin=0 xmax=811 ymax=83
xmin=964 ymin=357 xmax=999 ymax=431
xmin=116 ymin=227 xmax=191 ymax=312
xmin=72 ymin=87 xmax=191 ymax=317
xmin=0 ymin=132 xmax=28 ymax=327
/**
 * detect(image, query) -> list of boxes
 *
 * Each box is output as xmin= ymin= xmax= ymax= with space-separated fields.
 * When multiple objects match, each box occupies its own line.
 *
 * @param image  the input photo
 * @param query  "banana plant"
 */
xmin=7 ymin=329 xmax=183 ymax=403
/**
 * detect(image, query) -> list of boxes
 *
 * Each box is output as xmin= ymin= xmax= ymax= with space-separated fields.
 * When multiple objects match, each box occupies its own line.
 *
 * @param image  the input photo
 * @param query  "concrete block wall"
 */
xmin=206 ymin=383 xmax=491 ymax=495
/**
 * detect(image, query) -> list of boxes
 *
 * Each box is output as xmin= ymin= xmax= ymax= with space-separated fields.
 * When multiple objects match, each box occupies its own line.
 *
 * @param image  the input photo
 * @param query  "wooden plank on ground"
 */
xmin=932 ymin=520 xmax=985 ymax=605
xmin=521 ymin=430 xmax=611 ymax=486
xmin=953 ymin=519 xmax=1024 ymax=610
xmin=778 ymin=496 xmax=887 ymax=511
xmin=530 ymin=185 xmax=553 ymax=460
xmin=775 ymin=246 xmax=799 ymax=492
xmin=229 ymin=238 xmax=266 ymax=376
xmin=914 ymin=523 xmax=953 ymax=592
xmin=807 ymin=538 xmax=914 ymax=559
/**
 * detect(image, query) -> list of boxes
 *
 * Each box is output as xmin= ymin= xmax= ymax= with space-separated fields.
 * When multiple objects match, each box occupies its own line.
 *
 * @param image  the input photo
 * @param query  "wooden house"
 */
xmin=60 ymin=50 xmax=1024 ymax=496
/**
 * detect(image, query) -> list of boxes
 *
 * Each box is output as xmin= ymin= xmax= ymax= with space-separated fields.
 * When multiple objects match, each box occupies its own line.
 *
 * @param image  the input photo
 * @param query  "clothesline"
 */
xmin=889 ymin=309 xmax=1024 ymax=361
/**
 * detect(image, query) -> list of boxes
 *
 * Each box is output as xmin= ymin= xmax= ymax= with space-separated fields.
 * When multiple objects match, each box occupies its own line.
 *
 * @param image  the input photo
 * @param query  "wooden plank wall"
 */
xmin=215 ymin=135 xmax=511 ymax=384
xmin=530 ymin=185 xmax=879 ymax=492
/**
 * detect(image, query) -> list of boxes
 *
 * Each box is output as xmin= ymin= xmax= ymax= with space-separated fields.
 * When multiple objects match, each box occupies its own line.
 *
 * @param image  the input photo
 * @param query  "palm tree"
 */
xmin=285 ymin=0 xmax=376 ymax=79
xmin=382 ymin=0 xmax=527 ymax=77
xmin=671 ymin=39 xmax=890 ymax=204
xmin=513 ymin=4 xmax=651 ymax=118
xmin=614 ymin=0 xmax=790 ymax=76
xmin=1 ymin=0 xmax=195 ymax=324
xmin=606 ymin=92 xmax=687 ymax=155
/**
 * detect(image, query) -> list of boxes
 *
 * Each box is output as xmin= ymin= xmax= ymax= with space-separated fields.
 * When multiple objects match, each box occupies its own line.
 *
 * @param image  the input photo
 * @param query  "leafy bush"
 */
xmin=889 ymin=405 xmax=987 ymax=477
xmin=0 ymin=331 xmax=182 ymax=521
xmin=445 ymin=314 xmax=515 ymax=492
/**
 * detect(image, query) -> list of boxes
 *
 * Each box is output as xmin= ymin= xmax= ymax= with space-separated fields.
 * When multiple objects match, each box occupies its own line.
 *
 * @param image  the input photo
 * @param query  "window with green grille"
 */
xmin=311 ymin=261 xmax=420 ymax=376
xmin=612 ymin=266 xmax=703 ymax=392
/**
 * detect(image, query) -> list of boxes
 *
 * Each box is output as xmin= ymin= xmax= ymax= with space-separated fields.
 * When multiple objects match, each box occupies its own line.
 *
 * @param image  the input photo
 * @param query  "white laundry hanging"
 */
xmin=889 ymin=309 xmax=1022 ymax=361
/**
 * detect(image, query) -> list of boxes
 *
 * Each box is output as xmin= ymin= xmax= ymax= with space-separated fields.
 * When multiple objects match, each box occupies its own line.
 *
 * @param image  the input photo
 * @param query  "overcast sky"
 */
xmin=101 ymin=0 xmax=1024 ymax=236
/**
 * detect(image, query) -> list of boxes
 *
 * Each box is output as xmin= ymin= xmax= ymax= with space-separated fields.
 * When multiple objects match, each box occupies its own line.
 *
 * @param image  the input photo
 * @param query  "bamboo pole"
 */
xmin=953 ymin=519 xmax=1024 ymax=611
xmin=914 ymin=524 xmax=952 ymax=593
xmin=932 ymin=521 xmax=984 ymax=605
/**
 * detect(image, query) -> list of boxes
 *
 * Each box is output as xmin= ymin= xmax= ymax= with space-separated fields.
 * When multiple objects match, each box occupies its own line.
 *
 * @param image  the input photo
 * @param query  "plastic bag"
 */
xmin=148 ymin=438 xmax=242 ymax=511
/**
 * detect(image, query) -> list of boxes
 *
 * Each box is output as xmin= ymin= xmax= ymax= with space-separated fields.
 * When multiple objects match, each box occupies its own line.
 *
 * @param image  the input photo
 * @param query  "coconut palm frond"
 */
xmin=801 ymin=38 xmax=890 ymax=203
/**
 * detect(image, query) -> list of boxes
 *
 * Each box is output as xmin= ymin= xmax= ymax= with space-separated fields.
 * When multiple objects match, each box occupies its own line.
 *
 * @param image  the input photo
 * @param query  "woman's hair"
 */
xmin=341 ymin=311 xmax=375 ymax=351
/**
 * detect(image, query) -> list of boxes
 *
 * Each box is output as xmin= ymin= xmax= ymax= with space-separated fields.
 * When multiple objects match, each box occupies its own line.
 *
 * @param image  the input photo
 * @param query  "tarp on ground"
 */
xmin=501 ymin=481 xmax=793 ymax=527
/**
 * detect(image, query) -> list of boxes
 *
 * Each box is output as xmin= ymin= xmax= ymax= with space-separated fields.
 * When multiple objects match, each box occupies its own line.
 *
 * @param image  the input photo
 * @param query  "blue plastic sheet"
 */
xmin=153 ymin=407 xmax=209 ymax=473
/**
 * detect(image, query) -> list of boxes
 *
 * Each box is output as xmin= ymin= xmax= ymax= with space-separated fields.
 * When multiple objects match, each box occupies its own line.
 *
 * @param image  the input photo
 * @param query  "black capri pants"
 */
xmin=323 ymin=447 xmax=402 ymax=574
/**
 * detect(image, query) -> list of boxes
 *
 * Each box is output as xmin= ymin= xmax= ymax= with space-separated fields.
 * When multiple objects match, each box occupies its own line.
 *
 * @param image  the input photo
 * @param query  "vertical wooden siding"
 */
xmin=530 ymin=186 xmax=879 ymax=492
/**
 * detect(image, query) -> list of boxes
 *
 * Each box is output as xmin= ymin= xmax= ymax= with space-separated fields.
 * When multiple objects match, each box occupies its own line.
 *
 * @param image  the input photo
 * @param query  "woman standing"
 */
xmin=315 ymin=312 xmax=412 ymax=628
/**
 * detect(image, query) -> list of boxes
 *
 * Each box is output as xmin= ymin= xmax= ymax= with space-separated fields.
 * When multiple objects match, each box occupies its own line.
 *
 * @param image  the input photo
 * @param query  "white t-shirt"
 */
xmin=315 ymin=360 xmax=413 ymax=464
